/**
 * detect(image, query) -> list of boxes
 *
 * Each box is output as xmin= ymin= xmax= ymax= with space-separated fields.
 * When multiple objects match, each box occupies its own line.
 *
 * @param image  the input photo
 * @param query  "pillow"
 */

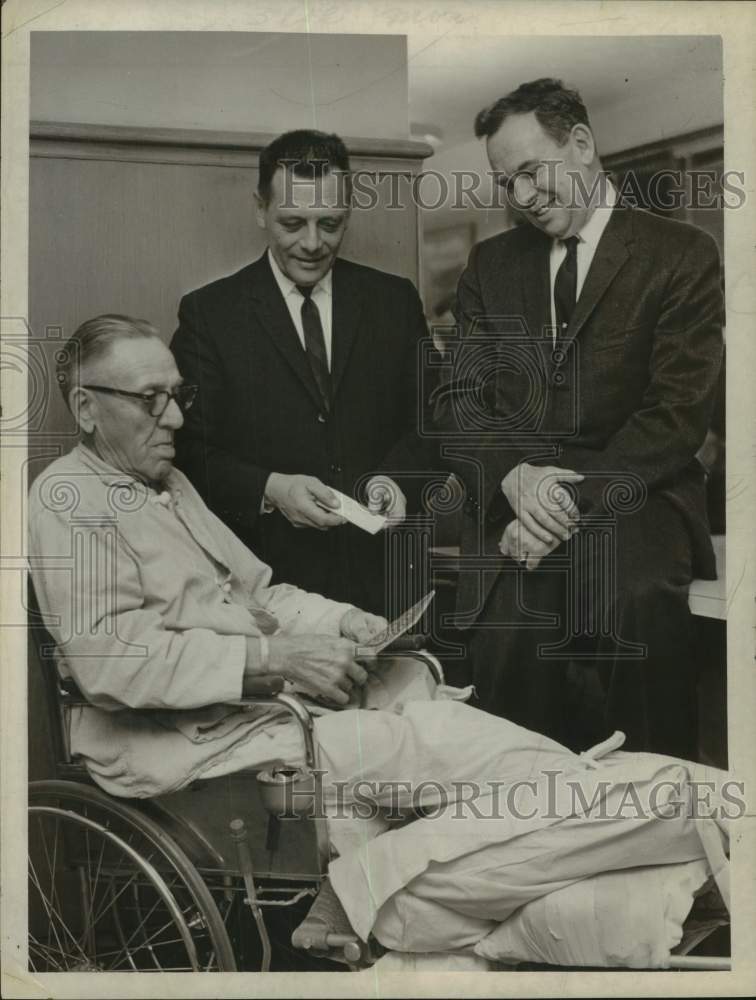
xmin=474 ymin=860 xmax=710 ymax=968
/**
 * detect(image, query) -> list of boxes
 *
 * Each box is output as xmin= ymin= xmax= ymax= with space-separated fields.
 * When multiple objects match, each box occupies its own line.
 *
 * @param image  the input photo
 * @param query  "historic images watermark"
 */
xmin=275 ymin=162 xmax=747 ymax=213
xmin=266 ymin=767 xmax=747 ymax=824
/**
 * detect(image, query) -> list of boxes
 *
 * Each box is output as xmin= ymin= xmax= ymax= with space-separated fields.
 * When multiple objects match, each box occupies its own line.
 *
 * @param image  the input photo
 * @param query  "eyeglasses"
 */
xmin=81 ymin=384 xmax=199 ymax=417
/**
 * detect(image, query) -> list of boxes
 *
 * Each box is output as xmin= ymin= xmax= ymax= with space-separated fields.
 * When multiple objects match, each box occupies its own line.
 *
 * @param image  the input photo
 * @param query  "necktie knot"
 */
xmin=562 ymin=235 xmax=580 ymax=255
xmin=296 ymin=284 xmax=315 ymax=300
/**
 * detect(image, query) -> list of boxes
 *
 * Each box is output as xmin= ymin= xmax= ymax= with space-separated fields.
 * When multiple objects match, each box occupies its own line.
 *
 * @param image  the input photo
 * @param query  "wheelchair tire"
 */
xmin=28 ymin=780 xmax=236 ymax=972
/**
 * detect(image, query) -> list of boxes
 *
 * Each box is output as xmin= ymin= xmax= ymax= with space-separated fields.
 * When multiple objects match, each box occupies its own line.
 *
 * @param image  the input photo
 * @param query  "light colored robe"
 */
xmin=29 ymin=444 xmax=353 ymax=796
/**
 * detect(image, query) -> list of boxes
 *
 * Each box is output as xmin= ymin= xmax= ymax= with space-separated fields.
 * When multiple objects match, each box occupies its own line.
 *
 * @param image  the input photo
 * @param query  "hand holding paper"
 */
xmin=264 ymin=472 xmax=346 ymax=530
xmin=340 ymin=608 xmax=389 ymax=644
xmin=317 ymin=489 xmax=388 ymax=533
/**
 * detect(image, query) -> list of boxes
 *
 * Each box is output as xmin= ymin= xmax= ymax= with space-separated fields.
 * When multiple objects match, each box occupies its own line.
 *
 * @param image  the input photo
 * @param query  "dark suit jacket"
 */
xmin=171 ymin=253 xmax=434 ymax=613
xmin=439 ymin=205 xmax=724 ymax=618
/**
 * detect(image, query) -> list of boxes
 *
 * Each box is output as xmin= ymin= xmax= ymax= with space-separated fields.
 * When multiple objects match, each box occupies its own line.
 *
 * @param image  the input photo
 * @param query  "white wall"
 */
xmin=31 ymin=31 xmax=409 ymax=138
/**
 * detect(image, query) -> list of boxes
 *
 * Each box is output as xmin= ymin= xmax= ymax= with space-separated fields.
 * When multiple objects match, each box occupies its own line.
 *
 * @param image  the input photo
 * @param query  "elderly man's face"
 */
xmin=80 ymin=337 xmax=184 ymax=484
xmin=256 ymin=168 xmax=350 ymax=287
xmin=486 ymin=111 xmax=596 ymax=239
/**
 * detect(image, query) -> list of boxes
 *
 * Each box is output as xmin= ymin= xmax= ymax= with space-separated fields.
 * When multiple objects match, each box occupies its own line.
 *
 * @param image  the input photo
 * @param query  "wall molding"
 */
xmin=603 ymin=125 xmax=723 ymax=168
xmin=30 ymin=120 xmax=434 ymax=162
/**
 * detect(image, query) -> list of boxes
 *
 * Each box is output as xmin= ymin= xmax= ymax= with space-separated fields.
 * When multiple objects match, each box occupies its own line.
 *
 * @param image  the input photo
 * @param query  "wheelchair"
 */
xmin=28 ymin=587 xmax=731 ymax=974
xmin=28 ymin=586 xmax=445 ymax=973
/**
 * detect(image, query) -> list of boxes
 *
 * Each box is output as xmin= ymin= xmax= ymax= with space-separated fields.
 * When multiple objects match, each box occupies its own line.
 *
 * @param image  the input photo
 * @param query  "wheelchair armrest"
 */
xmin=229 ymin=687 xmax=317 ymax=769
xmin=377 ymin=647 xmax=445 ymax=687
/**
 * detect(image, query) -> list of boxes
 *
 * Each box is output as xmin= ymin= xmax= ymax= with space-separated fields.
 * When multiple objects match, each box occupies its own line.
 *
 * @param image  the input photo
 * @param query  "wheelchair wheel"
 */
xmin=28 ymin=780 xmax=236 ymax=972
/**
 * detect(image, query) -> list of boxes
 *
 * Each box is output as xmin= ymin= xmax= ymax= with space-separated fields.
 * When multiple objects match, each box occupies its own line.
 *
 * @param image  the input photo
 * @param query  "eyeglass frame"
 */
xmin=80 ymin=383 xmax=199 ymax=418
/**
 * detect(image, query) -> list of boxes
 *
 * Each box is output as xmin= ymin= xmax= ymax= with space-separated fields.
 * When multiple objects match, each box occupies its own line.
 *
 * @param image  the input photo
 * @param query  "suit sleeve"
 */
xmin=434 ymin=243 xmax=534 ymax=520
xmin=559 ymin=229 xmax=724 ymax=511
xmin=370 ymin=278 xmax=442 ymax=509
xmin=171 ymin=292 xmax=270 ymax=535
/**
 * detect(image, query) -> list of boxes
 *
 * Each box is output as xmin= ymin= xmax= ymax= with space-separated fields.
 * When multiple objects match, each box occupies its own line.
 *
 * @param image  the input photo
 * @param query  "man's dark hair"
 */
xmin=474 ymin=78 xmax=591 ymax=144
xmin=56 ymin=314 xmax=160 ymax=410
xmin=257 ymin=129 xmax=352 ymax=204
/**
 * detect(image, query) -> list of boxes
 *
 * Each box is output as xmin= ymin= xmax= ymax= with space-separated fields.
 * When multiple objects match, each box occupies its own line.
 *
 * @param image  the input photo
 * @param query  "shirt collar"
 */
xmin=75 ymin=442 xmax=180 ymax=498
xmin=569 ymin=178 xmax=618 ymax=252
xmin=267 ymin=247 xmax=333 ymax=299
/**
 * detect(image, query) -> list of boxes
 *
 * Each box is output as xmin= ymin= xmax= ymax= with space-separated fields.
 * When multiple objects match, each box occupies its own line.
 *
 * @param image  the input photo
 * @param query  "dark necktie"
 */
xmin=554 ymin=235 xmax=580 ymax=334
xmin=296 ymin=284 xmax=331 ymax=411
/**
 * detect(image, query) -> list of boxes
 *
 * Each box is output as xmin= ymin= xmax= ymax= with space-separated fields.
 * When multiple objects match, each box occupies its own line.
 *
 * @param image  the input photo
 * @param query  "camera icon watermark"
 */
xmin=420 ymin=321 xmax=580 ymax=444
xmin=0 ymin=317 xmax=78 ymax=439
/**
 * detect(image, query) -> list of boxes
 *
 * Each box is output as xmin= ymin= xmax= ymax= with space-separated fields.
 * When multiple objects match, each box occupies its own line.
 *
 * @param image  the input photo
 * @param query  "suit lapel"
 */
xmin=245 ymin=253 xmax=324 ymax=411
xmin=564 ymin=205 xmax=633 ymax=343
xmin=518 ymin=229 xmax=552 ymax=340
xmin=330 ymin=259 xmax=364 ymax=397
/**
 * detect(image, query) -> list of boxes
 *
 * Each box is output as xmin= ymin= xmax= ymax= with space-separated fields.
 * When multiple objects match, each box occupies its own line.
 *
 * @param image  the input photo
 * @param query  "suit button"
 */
xmin=330 ymin=464 xmax=342 ymax=474
xmin=464 ymin=497 xmax=479 ymax=517
xmin=317 ymin=413 xmax=327 ymax=424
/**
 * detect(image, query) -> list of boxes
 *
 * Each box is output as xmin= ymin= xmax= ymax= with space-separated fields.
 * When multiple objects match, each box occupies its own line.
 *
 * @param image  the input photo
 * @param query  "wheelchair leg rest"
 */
xmin=291 ymin=879 xmax=370 ymax=966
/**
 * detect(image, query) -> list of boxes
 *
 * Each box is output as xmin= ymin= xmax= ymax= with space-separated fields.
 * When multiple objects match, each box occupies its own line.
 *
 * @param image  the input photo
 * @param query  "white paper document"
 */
xmin=320 ymin=489 xmax=387 ymax=534
xmin=363 ymin=590 xmax=436 ymax=654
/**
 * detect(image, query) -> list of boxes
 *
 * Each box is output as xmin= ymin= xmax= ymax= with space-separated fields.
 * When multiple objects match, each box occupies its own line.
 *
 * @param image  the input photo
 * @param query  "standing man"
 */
xmin=172 ymin=130 xmax=433 ymax=614
xmin=440 ymin=79 xmax=723 ymax=757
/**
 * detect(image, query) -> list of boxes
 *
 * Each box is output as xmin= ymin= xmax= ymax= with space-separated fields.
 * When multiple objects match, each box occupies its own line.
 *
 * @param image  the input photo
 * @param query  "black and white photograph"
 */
xmin=1 ymin=1 xmax=754 ymax=997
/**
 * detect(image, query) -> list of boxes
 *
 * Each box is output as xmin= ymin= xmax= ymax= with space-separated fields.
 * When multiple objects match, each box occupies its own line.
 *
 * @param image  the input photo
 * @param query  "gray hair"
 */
xmin=56 ymin=313 xmax=160 ymax=410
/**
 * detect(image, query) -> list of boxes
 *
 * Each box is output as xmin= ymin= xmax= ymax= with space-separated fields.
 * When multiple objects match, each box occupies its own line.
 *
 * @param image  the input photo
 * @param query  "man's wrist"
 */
xmin=500 ymin=466 xmax=517 ymax=504
xmin=263 ymin=472 xmax=284 ymax=511
xmin=244 ymin=635 xmax=272 ymax=676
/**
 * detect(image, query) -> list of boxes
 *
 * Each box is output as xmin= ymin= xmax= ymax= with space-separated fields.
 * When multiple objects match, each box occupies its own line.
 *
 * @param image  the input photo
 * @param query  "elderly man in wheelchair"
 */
xmin=28 ymin=314 xmax=731 ymax=973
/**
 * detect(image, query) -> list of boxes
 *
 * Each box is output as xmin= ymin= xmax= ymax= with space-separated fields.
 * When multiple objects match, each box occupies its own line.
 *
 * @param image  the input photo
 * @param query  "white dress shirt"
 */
xmin=549 ymin=180 xmax=618 ymax=335
xmin=267 ymin=248 xmax=333 ymax=369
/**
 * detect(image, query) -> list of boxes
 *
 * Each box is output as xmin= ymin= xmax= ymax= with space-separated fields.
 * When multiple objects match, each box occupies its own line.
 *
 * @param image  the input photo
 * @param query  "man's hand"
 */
xmin=264 ymin=473 xmax=346 ymax=530
xmin=265 ymin=634 xmax=370 ymax=706
xmin=499 ymin=516 xmax=568 ymax=571
xmin=340 ymin=608 xmax=389 ymax=644
xmin=366 ymin=474 xmax=407 ymax=524
xmin=501 ymin=463 xmax=583 ymax=544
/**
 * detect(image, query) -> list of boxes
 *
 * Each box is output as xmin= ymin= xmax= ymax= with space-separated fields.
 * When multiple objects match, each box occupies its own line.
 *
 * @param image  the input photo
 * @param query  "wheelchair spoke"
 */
xmin=29 ymin=792 xmax=233 ymax=972
xmin=35 ymin=812 xmax=63 ymax=955
xmin=120 ymin=882 xmax=206 ymax=968
xmin=109 ymin=885 xmax=140 ymax=972
xmin=29 ymin=934 xmax=67 ymax=971
xmin=102 ymin=884 xmax=188 ymax=971
xmin=29 ymin=856 xmax=92 ymax=968
xmin=93 ymin=873 xmax=202 ymax=971
xmin=81 ymin=825 xmax=109 ymax=947
xmin=88 ymin=870 xmax=142 ymax=931
xmin=111 ymin=881 xmax=175 ymax=970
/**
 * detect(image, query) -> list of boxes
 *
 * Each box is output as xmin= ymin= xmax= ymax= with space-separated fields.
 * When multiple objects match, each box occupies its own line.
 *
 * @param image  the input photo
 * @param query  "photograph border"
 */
xmin=2 ymin=2 xmax=755 ymax=997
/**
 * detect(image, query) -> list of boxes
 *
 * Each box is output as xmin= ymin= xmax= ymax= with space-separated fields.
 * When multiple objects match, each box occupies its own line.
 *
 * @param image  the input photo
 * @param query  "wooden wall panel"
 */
xmin=29 ymin=130 xmax=429 ymax=444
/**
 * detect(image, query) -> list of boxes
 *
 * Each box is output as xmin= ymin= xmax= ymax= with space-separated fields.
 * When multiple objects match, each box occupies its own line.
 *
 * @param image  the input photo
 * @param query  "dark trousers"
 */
xmin=463 ymin=494 xmax=698 ymax=759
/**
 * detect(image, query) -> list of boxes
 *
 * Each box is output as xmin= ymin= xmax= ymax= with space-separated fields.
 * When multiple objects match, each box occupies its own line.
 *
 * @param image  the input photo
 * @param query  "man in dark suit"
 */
xmin=171 ymin=130 xmax=432 ymax=614
xmin=439 ymin=79 xmax=723 ymax=758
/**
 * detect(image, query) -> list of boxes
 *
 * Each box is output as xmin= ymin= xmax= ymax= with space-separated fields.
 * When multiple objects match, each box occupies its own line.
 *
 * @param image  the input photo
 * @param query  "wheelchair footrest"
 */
xmin=291 ymin=880 xmax=364 ymax=965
